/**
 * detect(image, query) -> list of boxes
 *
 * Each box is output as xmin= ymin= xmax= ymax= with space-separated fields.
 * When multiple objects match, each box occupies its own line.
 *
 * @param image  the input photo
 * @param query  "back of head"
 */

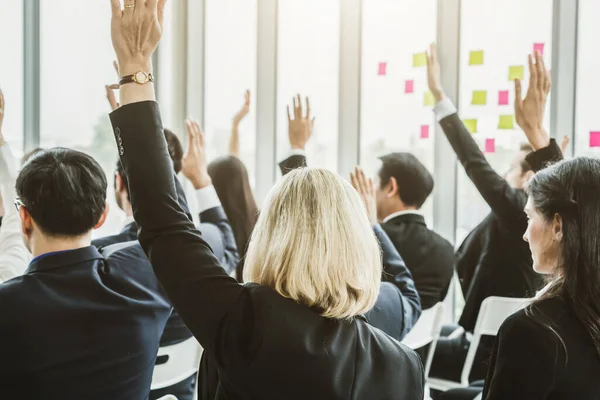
xmin=243 ymin=168 xmax=382 ymax=320
xmin=528 ymin=157 xmax=600 ymax=356
xmin=208 ymin=156 xmax=258 ymax=259
xmin=16 ymin=148 xmax=107 ymax=236
xmin=378 ymin=152 xmax=434 ymax=208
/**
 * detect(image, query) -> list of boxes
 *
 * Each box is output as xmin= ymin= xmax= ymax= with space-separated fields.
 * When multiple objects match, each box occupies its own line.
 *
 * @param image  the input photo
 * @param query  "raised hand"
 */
xmin=182 ymin=119 xmax=212 ymax=189
xmin=350 ymin=166 xmax=378 ymax=226
xmin=233 ymin=90 xmax=251 ymax=126
xmin=560 ymin=136 xmax=570 ymax=155
xmin=287 ymin=94 xmax=314 ymax=151
xmin=515 ymin=51 xmax=551 ymax=150
xmin=105 ymin=61 xmax=121 ymax=110
xmin=427 ymin=43 xmax=445 ymax=102
xmin=0 ymin=88 xmax=5 ymax=146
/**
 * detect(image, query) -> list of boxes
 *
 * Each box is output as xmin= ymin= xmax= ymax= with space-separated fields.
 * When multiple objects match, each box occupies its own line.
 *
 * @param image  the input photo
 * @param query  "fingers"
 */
xmin=528 ymin=54 xmax=538 ymax=93
xmin=305 ymin=97 xmax=311 ymax=120
xmin=245 ymin=90 xmax=251 ymax=105
xmin=535 ymin=51 xmax=544 ymax=93
xmin=287 ymin=106 xmax=292 ymax=122
xmin=123 ymin=0 xmax=136 ymax=13
xmin=514 ymin=79 xmax=523 ymax=104
xmin=105 ymin=85 xmax=119 ymax=111
xmin=0 ymin=88 xmax=5 ymax=111
xmin=560 ymin=136 xmax=570 ymax=153
xmin=157 ymin=0 xmax=168 ymax=27
xmin=429 ymin=43 xmax=437 ymax=65
xmin=185 ymin=120 xmax=195 ymax=147
xmin=135 ymin=0 xmax=145 ymax=9
xmin=294 ymin=94 xmax=302 ymax=120
xmin=110 ymin=0 xmax=122 ymax=18
xmin=350 ymin=171 xmax=358 ymax=190
xmin=113 ymin=60 xmax=120 ymax=77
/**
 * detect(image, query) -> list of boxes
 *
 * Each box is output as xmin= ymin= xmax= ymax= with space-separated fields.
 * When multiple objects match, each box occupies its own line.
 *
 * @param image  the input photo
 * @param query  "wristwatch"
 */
xmin=119 ymin=70 xmax=154 ymax=86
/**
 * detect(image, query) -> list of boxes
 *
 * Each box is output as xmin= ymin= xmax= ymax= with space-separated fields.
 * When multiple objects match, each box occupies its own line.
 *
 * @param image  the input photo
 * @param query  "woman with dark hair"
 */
xmin=481 ymin=148 xmax=600 ymax=398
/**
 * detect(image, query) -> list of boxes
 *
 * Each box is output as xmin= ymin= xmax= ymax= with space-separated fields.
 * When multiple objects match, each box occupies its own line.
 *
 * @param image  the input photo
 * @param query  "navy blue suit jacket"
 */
xmin=0 ymin=246 xmax=171 ymax=399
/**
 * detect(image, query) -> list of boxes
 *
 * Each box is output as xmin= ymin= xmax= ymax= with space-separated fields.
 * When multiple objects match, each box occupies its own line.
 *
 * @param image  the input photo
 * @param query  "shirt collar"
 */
xmin=26 ymin=246 xmax=103 ymax=274
xmin=382 ymin=210 xmax=423 ymax=224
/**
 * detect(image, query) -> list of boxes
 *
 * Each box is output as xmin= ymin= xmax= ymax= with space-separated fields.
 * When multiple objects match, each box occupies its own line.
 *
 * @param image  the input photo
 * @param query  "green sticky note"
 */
xmin=509 ymin=65 xmax=525 ymax=81
xmin=413 ymin=52 xmax=428 ymax=67
xmin=464 ymin=119 xmax=478 ymax=134
xmin=469 ymin=50 xmax=484 ymax=65
xmin=498 ymin=115 xmax=515 ymax=130
xmin=472 ymin=90 xmax=487 ymax=105
xmin=424 ymin=91 xmax=435 ymax=106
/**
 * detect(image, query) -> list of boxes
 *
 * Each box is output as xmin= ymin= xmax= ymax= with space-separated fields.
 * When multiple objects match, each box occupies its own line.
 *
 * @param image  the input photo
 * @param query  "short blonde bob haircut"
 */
xmin=243 ymin=168 xmax=382 ymax=320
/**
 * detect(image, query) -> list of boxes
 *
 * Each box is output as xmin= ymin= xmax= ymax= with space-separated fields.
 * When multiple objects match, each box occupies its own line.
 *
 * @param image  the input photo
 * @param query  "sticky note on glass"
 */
xmin=469 ymin=50 xmax=484 ymax=65
xmin=498 ymin=90 xmax=510 ymax=106
xmin=472 ymin=91 xmax=487 ymax=105
xmin=485 ymin=138 xmax=496 ymax=153
xmin=509 ymin=66 xmax=525 ymax=81
xmin=590 ymin=131 xmax=600 ymax=148
xmin=420 ymin=125 xmax=430 ymax=139
xmin=405 ymin=80 xmax=414 ymax=94
xmin=424 ymin=91 xmax=435 ymax=106
xmin=378 ymin=62 xmax=387 ymax=76
xmin=533 ymin=43 xmax=545 ymax=56
xmin=498 ymin=115 xmax=515 ymax=130
xmin=464 ymin=119 xmax=478 ymax=134
xmin=413 ymin=52 xmax=427 ymax=67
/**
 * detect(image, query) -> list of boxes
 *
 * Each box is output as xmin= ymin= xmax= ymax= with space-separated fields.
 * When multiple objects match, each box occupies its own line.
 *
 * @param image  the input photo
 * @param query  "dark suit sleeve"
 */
xmin=366 ymin=224 xmax=421 ymax=340
xmin=279 ymin=154 xmax=307 ymax=176
xmin=199 ymin=207 xmax=239 ymax=275
xmin=439 ymin=113 xmax=526 ymax=226
xmin=483 ymin=313 xmax=558 ymax=400
xmin=110 ymin=101 xmax=244 ymax=353
xmin=525 ymin=139 xmax=563 ymax=172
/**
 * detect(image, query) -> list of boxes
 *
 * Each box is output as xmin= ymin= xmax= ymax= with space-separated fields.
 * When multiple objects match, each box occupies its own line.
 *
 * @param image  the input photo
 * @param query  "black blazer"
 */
xmin=483 ymin=297 xmax=600 ymax=399
xmin=438 ymin=113 xmax=562 ymax=331
xmin=279 ymin=155 xmax=452 ymax=310
xmin=111 ymin=101 xmax=424 ymax=400
xmin=0 ymin=245 xmax=171 ymax=399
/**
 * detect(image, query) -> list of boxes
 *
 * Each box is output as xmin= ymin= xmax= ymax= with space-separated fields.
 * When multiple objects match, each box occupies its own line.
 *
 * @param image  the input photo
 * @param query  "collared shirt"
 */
xmin=382 ymin=210 xmax=424 ymax=224
xmin=195 ymin=185 xmax=222 ymax=218
xmin=122 ymin=216 xmax=135 ymax=229
xmin=30 ymin=250 xmax=74 ymax=266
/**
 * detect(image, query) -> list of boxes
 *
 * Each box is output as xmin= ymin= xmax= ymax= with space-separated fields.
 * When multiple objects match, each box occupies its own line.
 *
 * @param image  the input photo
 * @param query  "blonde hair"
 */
xmin=243 ymin=168 xmax=382 ymax=320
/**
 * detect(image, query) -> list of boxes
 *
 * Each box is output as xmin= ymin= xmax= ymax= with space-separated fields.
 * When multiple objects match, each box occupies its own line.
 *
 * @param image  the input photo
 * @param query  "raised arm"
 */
xmin=279 ymin=95 xmax=312 ymax=175
xmin=351 ymin=167 xmax=421 ymax=340
xmin=427 ymin=45 xmax=551 ymax=226
xmin=0 ymin=91 xmax=30 ymax=280
xmin=229 ymin=90 xmax=250 ymax=157
xmin=109 ymin=0 xmax=243 ymax=351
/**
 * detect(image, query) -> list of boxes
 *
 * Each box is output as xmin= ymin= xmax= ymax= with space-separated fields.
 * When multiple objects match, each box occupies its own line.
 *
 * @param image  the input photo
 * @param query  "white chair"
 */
xmin=151 ymin=337 xmax=204 ymax=393
xmin=426 ymin=296 xmax=529 ymax=392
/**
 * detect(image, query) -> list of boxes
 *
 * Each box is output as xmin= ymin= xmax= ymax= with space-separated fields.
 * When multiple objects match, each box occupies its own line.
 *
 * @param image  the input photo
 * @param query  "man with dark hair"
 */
xmin=0 ymin=147 xmax=171 ymax=398
xmin=375 ymin=152 xmax=454 ymax=310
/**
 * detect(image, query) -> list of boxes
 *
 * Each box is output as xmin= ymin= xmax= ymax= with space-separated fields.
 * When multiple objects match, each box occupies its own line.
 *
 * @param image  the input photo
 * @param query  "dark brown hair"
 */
xmin=208 ymin=156 xmax=259 ymax=279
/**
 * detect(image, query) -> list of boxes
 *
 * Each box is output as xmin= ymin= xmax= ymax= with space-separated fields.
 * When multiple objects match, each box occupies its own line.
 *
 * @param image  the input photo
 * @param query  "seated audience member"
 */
xmin=279 ymin=98 xmax=453 ymax=310
xmin=426 ymin=46 xmax=555 ymax=385
xmin=107 ymin=3 xmax=424 ymax=399
xmin=0 ymin=145 xmax=171 ymax=398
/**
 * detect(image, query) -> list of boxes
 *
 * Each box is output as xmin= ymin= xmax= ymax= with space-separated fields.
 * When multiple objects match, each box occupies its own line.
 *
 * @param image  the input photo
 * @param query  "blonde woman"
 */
xmin=108 ymin=2 xmax=423 ymax=399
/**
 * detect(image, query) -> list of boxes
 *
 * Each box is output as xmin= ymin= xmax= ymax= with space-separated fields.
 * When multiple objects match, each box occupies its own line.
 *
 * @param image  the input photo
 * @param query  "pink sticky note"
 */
xmin=498 ymin=90 xmax=509 ymax=106
xmin=485 ymin=138 xmax=495 ymax=153
xmin=420 ymin=125 xmax=430 ymax=139
xmin=590 ymin=131 xmax=600 ymax=147
xmin=405 ymin=80 xmax=414 ymax=94
xmin=378 ymin=62 xmax=387 ymax=76
xmin=533 ymin=43 xmax=545 ymax=56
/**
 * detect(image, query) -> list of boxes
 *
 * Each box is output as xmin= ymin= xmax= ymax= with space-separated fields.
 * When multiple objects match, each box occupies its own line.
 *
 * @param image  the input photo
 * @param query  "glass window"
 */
xmin=205 ymin=0 xmax=257 ymax=186
xmin=276 ymin=0 xmax=340 ymax=172
xmin=0 ymin=0 xmax=24 ymax=153
xmin=40 ymin=0 xmax=123 ymax=238
xmin=575 ymin=0 xmax=600 ymax=158
xmin=456 ymin=0 xmax=553 ymax=243
xmin=360 ymin=0 xmax=437 ymax=225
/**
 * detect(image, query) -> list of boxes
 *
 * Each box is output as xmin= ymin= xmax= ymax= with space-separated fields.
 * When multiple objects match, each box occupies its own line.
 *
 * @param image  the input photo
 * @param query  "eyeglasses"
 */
xmin=13 ymin=197 xmax=25 ymax=212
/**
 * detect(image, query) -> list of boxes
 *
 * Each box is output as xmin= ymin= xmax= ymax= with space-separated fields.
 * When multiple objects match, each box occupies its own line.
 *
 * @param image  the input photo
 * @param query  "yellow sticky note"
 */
xmin=413 ymin=52 xmax=428 ymax=67
xmin=464 ymin=119 xmax=478 ymax=134
xmin=472 ymin=91 xmax=487 ymax=105
xmin=509 ymin=66 xmax=525 ymax=81
xmin=498 ymin=115 xmax=515 ymax=130
xmin=469 ymin=50 xmax=484 ymax=65
xmin=424 ymin=91 xmax=435 ymax=106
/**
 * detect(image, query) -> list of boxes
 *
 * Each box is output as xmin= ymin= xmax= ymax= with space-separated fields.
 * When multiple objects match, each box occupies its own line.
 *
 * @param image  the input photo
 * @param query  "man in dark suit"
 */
xmin=279 ymin=148 xmax=454 ymax=311
xmin=0 ymin=147 xmax=171 ymax=399
xmin=93 ymin=128 xmax=238 ymax=400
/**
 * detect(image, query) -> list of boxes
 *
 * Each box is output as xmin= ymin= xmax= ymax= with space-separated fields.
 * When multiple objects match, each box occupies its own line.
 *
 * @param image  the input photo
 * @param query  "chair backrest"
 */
xmin=151 ymin=337 xmax=204 ymax=391
xmin=402 ymin=302 xmax=445 ymax=350
xmin=460 ymin=296 xmax=529 ymax=385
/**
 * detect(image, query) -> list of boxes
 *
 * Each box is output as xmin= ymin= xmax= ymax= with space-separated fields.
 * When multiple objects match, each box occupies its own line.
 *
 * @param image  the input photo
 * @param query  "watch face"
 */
xmin=135 ymin=71 xmax=148 ymax=83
